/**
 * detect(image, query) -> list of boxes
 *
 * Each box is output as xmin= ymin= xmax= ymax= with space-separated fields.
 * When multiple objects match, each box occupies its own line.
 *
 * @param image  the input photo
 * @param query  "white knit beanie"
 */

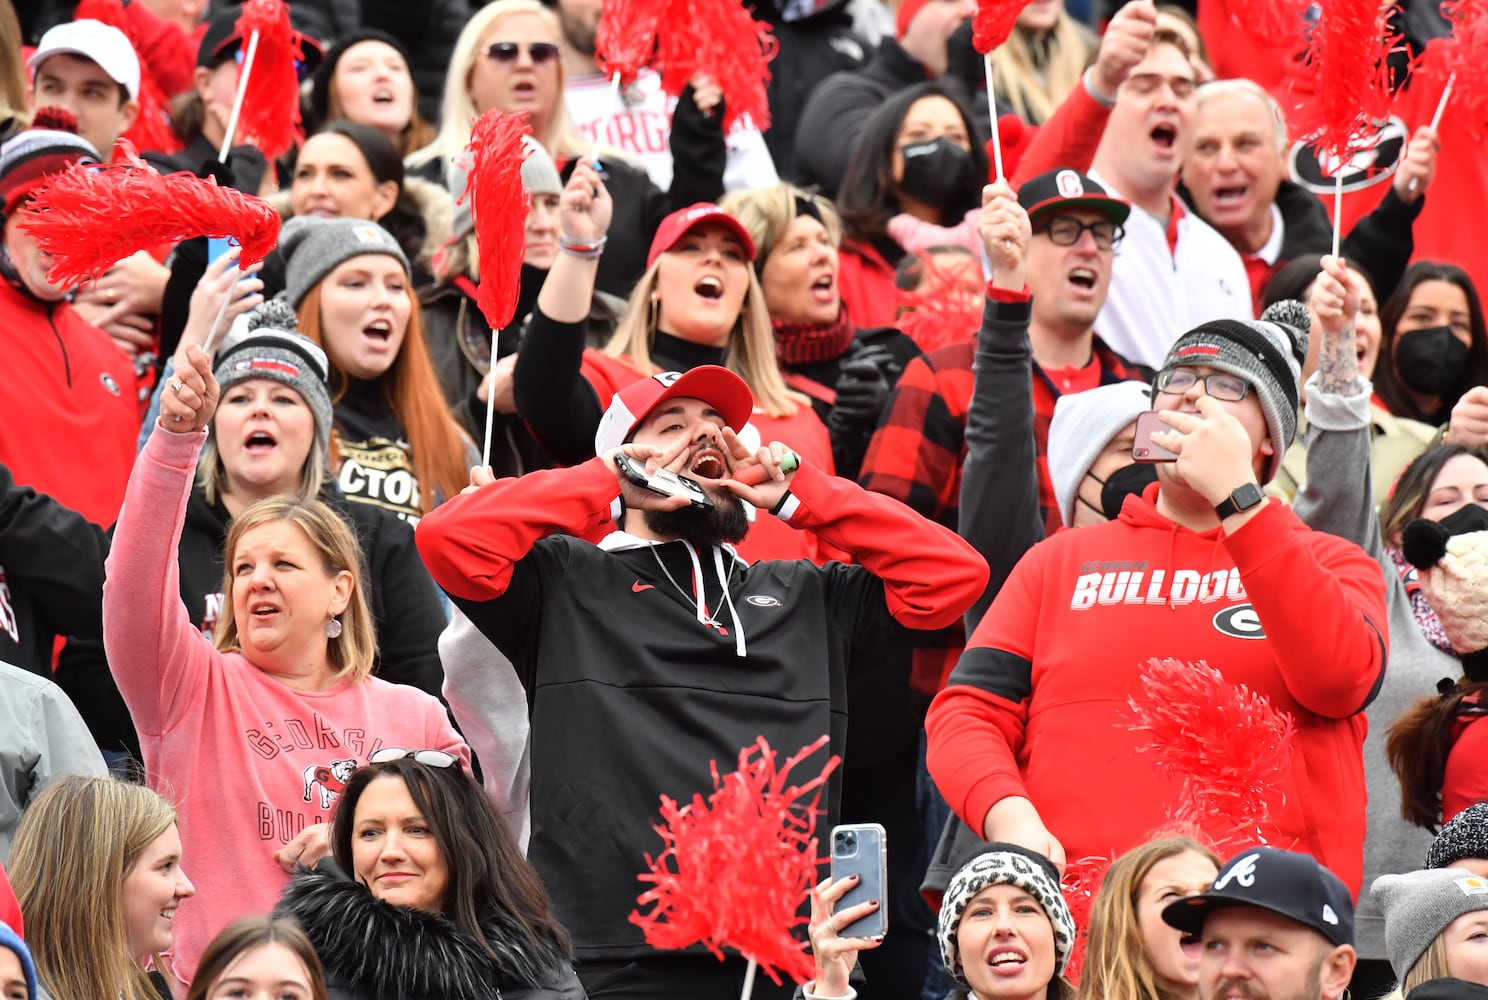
xmin=1048 ymin=380 xmax=1154 ymax=527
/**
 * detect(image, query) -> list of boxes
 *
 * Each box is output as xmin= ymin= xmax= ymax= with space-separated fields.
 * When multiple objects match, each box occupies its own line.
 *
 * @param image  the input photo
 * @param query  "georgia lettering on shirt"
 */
xmin=245 ymin=717 xmax=394 ymax=842
xmin=337 ymin=435 xmax=421 ymax=525
xmin=1070 ymin=561 xmax=1248 ymax=610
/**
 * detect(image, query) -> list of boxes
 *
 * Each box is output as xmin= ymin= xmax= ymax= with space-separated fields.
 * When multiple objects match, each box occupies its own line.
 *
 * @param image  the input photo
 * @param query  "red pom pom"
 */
xmin=18 ymin=142 xmax=281 ymax=285
xmin=29 ymin=107 xmax=80 ymax=133
xmin=1060 ymin=854 xmax=1111 ymax=983
xmin=72 ymin=0 xmax=181 ymax=156
xmin=973 ymin=0 xmax=1025 ymax=55
xmin=1416 ymin=0 xmax=1488 ymax=138
xmin=459 ymin=112 xmax=533 ymax=332
xmin=1126 ymin=657 xmax=1296 ymax=854
xmin=1219 ymin=0 xmax=1309 ymax=51
xmin=232 ymin=0 xmax=305 ymax=160
xmin=1288 ymin=0 xmax=1401 ymax=169
xmin=595 ymin=0 xmax=660 ymax=89
xmin=895 ymin=257 xmax=985 ymax=353
xmin=629 ymin=736 xmax=841 ymax=986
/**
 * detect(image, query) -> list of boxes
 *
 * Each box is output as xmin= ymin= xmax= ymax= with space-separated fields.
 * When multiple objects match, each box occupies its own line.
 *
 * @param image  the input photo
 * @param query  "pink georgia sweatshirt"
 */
xmin=104 ymin=427 xmax=469 ymax=982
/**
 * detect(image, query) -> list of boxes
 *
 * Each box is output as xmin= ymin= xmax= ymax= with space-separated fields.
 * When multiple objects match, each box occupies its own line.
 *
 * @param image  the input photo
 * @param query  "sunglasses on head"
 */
xmin=368 ymin=747 xmax=460 ymax=768
xmin=485 ymin=41 xmax=561 ymax=64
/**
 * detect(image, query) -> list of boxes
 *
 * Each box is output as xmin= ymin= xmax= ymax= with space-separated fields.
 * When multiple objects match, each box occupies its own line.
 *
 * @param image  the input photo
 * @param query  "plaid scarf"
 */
xmin=1387 ymin=544 xmax=1457 ymax=653
xmin=771 ymin=310 xmax=856 ymax=366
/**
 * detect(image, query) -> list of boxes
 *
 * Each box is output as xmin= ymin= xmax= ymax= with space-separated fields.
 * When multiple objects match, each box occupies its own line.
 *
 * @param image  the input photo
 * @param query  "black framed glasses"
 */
xmin=484 ymin=41 xmax=561 ymax=64
xmin=1155 ymin=368 xmax=1250 ymax=402
xmin=1037 ymin=214 xmax=1124 ymax=251
xmin=368 ymin=747 xmax=460 ymax=768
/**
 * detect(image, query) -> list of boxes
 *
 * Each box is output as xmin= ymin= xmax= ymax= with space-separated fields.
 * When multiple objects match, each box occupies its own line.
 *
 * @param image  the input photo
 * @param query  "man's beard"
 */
xmin=558 ymin=9 xmax=598 ymax=56
xmin=643 ymin=484 xmax=749 ymax=548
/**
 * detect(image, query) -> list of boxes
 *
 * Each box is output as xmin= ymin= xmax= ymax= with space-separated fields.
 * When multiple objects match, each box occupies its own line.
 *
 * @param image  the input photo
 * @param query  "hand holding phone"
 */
xmin=1132 ymin=410 xmax=1179 ymax=462
xmin=829 ymin=823 xmax=888 ymax=939
xmin=613 ymin=451 xmax=714 ymax=508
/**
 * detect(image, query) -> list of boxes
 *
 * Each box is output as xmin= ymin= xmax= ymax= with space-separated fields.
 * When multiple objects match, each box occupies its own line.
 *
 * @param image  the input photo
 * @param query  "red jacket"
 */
xmin=1444 ymin=703 xmax=1488 ymax=826
xmin=0 ymin=281 xmax=139 ymax=527
xmin=838 ymin=238 xmax=902 ymax=331
xmin=926 ymin=485 xmax=1388 ymax=894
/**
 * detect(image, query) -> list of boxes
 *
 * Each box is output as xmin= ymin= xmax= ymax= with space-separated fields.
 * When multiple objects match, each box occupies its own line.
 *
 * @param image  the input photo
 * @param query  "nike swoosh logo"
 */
xmin=632 ymin=581 xmax=655 ymax=593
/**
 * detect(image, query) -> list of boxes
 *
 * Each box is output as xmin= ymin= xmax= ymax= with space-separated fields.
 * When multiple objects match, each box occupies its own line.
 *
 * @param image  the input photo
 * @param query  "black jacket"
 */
xmin=56 ymin=483 xmax=447 ymax=757
xmin=751 ymin=1 xmax=870 ymax=172
xmin=275 ymin=870 xmax=585 ymax=1000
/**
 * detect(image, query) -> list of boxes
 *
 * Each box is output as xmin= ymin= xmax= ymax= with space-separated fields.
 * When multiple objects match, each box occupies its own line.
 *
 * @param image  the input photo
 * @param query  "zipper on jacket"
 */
xmin=47 ymin=304 xmax=73 ymax=387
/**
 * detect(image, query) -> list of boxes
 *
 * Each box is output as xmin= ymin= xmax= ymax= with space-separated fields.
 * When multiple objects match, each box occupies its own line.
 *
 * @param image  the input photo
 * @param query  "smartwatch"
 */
xmin=1215 ymin=482 xmax=1265 ymax=520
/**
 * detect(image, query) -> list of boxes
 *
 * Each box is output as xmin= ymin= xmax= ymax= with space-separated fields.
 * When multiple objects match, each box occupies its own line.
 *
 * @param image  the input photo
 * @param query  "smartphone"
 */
xmin=206 ymin=236 xmax=238 ymax=267
xmin=829 ymin=823 xmax=888 ymax=939
xmin=613 ymin=452 xmax=714 ymax=508
xmin=1132 ymin=410 xmax=1180 ymax=462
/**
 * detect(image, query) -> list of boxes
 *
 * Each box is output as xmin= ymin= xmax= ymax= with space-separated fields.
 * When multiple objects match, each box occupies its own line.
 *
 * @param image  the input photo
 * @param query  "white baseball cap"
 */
xmin=29 ymin=20 xmax=141 ymax=100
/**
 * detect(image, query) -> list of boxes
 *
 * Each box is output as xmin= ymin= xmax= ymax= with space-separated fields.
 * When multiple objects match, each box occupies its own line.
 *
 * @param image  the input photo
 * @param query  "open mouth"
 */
xmin=688 ymin=449 xmax=728 ymax=481
xmin=244 ymin=430 xmax=277 ymax=453
xmin=1179 ymin=932 xmax=1201 ymax=962
xmin=250 ymin=601 xmax=279 ymax=618
xmin=1069 ymin=267 xmax=1097 ymax=290
xmin=695 ymin=275 xmax=725 ymax=301
xmin=512 ymin=80 xmax=537 ymax=97
xmin=987 ymin=949 xmax=1028 ymax=971
xmin=364 ymin=319 xmax=393 ymax=343
xmin=1151 ymin=122 xmax=1178 ymax=150
xmin=811 ymin=274 xmax=835 ymax=299
xmin=1212 ymin=184 xmax=1249 ymax=208
xmin=372 ymin=87 xmax=395 ymax=106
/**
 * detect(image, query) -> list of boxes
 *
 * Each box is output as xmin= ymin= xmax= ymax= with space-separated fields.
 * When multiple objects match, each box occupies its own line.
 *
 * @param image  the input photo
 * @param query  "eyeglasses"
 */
xmin=484 ymin=42 xmax=561 ymax=64
xmin=1037 ymin=215 xmax=1124 ymax=251
xmin=368 ymin=748 xmax=460 ymax=768
xmin=1155 ymin=368 xmax=1250 ymax=402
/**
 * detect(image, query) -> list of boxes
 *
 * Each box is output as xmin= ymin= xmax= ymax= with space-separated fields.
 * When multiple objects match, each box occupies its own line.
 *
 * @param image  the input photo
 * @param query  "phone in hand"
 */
xmin=829 ymin=823 xmax=888 ymax=939
xmin=613 ymin=452 xmax=714 ymax=508
xmin=1132 ymin=410 xmax=1180 ymax=463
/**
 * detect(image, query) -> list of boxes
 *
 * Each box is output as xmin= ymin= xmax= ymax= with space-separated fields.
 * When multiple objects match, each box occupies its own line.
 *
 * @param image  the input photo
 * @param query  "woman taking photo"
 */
xmin=186 ymin=917 xmax=328 ymax=1000
xmin=408 ymin=0 xmax=726 ymax=297
xmin=512 ymin=165 xmax=832 ymax=561
xmin=719 ymin=182 xmax=919 ymax=481
xmin=103 ymin=342 xmax=468 ymax=980
xmin=835 ymin=83 xmax=988 ymax=329
xmin=1078 ymin=838 xmax=1220 ymax=1000
xmin=275 ymin=752 xmax=583 ymax=999
xmin=9 ymin=775 xmax=195 ymax=1000
xmin=804 ymin=844 xmax=1074 ymax=1000
xmin=281 ymin=215 xmax=473 ymax=525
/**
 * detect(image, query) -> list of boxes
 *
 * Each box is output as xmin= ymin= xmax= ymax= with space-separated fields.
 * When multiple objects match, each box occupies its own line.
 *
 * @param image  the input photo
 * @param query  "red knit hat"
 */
xmin=895 ymin=0 xmax=933 ymax=38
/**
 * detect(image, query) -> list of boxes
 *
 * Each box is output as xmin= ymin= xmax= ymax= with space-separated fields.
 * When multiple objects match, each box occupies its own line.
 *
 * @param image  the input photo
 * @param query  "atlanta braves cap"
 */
xmin=1162 ymin=846 xmax=1355 ymax=948
xmin=593 ymin=366 xmax=755 ymax=457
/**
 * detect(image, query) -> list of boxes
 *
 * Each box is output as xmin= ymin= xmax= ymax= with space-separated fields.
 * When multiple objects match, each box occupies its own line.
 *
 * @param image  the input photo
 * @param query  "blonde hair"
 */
xmin=991 ymin=13 xmax=1094 ymax=124
xmin=719 ymin=183 xmax=843 ymax=261
xmin=408 ymin=0 xmax=589 ymax=184
xmin=215 ymin=496 xmax=378 ymax=681
xmin=1396 ymin=934 xmax=1452 ymax=998
xmin=605 ymin=260 xmax=806 ymax=418
xmin=10 ymin=776 xmax=179 ymax=1000
xmin=1079 ymin=837 xmax=1222 ymax=1000
xmin=0 ymin=0 xmax=27 ymax=128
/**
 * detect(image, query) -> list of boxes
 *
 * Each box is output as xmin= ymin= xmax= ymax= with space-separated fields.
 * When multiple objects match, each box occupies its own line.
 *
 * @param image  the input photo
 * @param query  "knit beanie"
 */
xmin=450 ymin=136 xmax=562 ymax=243
xmin=214 ymin=299 xmax=335 ymax=457
xmin=1371 ymin=867 xmax=1488 ymax=980
xmin=308 ymin=28 xmax=413 ymax=128
xmin=278 ymin=216 xmax=410 ymax=309
xmin=938 ymin=844 xmax=1075 ymax=985
xmin=1429 ymin=803 xmax=1488 ymax=870
xmin=0 ymin=108 xmax=100 ymax=214
xmin=0 ymin=921 xmax=37 ymax=1000
xmin=1048 ymin=380 xmax=1154 ymax=528
xmin=1156 ymin=300 xmax=1310 ymax=484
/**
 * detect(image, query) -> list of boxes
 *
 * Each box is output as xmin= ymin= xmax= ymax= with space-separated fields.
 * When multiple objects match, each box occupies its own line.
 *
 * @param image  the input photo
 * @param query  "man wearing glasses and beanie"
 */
xmin=927 ymin=305 xmax=1389 ymax=895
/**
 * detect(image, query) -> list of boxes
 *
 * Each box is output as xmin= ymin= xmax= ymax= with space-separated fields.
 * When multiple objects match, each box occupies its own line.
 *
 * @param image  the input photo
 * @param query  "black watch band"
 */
xmin=1215 ymin=482 xmax=1265 ymax=520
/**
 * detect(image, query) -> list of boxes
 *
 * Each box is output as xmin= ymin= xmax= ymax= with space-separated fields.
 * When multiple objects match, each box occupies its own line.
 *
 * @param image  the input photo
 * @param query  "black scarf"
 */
xmin=275 ymin=870 xmax=576 ymax=1000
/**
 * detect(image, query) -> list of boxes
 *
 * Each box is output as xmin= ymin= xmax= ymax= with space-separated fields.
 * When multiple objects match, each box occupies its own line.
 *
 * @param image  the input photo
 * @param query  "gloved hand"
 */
xmin=828 ymin=344 xmax=903 ymax=440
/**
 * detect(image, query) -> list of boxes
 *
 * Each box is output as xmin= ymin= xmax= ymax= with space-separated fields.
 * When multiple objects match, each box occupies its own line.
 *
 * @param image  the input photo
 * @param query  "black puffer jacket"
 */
xmin=276 ymin=870 xmax=586 ymax=1000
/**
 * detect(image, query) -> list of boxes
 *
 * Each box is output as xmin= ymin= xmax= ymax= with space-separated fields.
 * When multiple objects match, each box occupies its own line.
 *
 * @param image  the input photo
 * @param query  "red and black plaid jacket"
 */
xmin=859 ymin=334 xmax=1147 ymax=692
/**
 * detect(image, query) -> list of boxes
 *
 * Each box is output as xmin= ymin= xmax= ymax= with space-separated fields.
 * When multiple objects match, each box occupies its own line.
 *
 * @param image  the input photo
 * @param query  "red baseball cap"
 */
xmin=594 ymin=366 xmax=755 ymax=456
xmin=646 ymin=203 xmax=756 ymax=269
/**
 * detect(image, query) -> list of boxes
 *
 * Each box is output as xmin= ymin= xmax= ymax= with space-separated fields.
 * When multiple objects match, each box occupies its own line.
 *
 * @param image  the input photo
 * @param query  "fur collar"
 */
xmin=276 ymin=870 xmax=572 ymax=1000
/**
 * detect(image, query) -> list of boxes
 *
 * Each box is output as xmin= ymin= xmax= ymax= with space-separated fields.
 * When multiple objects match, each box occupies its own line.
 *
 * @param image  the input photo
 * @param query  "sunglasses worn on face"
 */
xmin=368 ymin=747 xmax=460 ymax=768
xmin=485 ymin=42 xmax=561 ymax=64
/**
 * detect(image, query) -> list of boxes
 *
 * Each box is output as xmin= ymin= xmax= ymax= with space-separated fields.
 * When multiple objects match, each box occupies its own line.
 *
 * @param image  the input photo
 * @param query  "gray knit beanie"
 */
xmin=449 ymin=136 xmax=563 ymax=242
xmin=938 ymin=844 xmax=1074 ymax=985
xmin=1048 ymin=380 xmax=1153 ymax=527
xmin=1156 ymin=300 xmax=1310 ymax=484
xmin=1372 ymin=867 xmax=1488 ymax=980
xmin=1429 ymin=803 xmax=1488 ymax=870
xmin=278 ymin=216 xmax=410 ymax=309
xmin=213 ymin=299 xmax=334 ymax=457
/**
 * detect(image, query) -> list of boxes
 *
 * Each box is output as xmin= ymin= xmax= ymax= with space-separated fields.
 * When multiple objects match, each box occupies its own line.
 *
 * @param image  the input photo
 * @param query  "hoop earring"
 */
xmin=326 ymin=616 xmax=343 ymax=639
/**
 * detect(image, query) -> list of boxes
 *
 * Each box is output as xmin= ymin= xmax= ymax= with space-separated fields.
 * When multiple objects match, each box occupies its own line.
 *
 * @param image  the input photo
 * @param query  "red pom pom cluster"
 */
xmin=459 ymin=111 xmax=534 ymax=333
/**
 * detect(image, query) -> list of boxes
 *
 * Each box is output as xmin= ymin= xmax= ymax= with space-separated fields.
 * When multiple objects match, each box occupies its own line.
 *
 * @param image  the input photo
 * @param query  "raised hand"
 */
xmin=159 ymin=344 xmax=220 ymax=434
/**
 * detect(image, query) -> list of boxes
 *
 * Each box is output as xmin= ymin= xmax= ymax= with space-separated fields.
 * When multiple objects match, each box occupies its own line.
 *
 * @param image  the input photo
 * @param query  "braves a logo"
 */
xmin=1214 ymin=852 xmax=1260 ymax=890
xmin=303 ymin=758 xmax=357 ymax=810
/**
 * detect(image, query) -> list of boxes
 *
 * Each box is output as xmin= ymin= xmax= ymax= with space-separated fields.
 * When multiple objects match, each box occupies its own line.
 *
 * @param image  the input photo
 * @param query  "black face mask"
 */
xmin=1395 ymin=325 xmax=1470 ymax=396
xmin=1077 ymin=462 xmax=1159 ymax=522
xmin=897 ymin=137 xmax=974 ymax=212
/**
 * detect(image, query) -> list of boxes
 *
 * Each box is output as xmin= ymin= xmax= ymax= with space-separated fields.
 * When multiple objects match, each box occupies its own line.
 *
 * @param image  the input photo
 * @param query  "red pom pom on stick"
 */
xmin=973 ymin=0 xmax=1025 ymax=55
xmin=630 ymin=735 xmax=841 ymax=988
xmin=895 ymin=257 xmax=984 ymax=354
xmin=1126 ymin=657 xmax=1296 ymax=853
xmin=656 ymin=0 xmax=777 ymax=134
xmin=1219 ymin=0 xmax=1309 ymax=51
xmin=1289 ymin=0 xmax=1400 ymax=171
xmin=1416 ymin=0 xmax=1488 ymax=138
xmin=227 ymin=0 xmax=305 ymax=160
xmin=72 ymin=0 xmax=180 ymax=156
xmin=595 ymin=0 xmax=659 ymax=89
xmin=17 ymin=142 xmax=281 ymax=286
xmin=457 ymin=111 xmax=533 ymax=334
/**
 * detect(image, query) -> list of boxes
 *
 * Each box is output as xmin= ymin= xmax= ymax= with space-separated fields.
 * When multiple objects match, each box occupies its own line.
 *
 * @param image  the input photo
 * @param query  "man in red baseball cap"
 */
xmin=417 ymin=364 xmax=987 ymax=999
